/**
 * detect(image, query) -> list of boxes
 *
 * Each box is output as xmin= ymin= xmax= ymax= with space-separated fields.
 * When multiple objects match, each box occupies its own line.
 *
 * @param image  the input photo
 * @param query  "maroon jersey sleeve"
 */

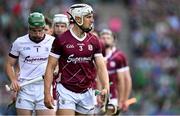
xmin=51 ymin=38 xmax=61 ymax=56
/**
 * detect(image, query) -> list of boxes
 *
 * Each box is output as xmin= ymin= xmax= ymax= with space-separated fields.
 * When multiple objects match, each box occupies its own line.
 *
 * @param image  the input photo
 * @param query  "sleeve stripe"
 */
xmin=117 ymin=66 xmax=129 ymax=73
xmin=94 ymin=53 xmax=103 ymax=57
xmin=50 ymin=52 xmax=60 ymax=58
xmin=9 ymin=53 xmax=18 ymax=59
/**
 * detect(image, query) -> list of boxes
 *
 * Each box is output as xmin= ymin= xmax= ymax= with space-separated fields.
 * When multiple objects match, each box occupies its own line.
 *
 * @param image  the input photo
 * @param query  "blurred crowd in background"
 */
xmin=0 ymin=0 xmax=179 ymax=115
xmin=129 ymin=0 xmax=180 ymax=115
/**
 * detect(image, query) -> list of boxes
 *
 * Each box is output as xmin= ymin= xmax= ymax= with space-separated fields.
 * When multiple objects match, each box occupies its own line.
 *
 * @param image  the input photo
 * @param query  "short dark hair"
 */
xmin=45 ymin=17 xmax=53 ymax=28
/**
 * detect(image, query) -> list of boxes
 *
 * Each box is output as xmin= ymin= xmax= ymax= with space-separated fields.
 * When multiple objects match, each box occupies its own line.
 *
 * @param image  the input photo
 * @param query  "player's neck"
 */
xmin=72 ymin=25 xmax=85 ymax=38
xmin=29 ymin=34 xmax=45 ymax=43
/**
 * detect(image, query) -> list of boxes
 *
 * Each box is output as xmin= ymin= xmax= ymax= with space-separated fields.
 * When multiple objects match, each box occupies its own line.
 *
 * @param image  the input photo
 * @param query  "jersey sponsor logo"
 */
xmin=66 ymin=44 xmax=74 ymax=48
xmin=67 ymin=54 xmax=92 ymax=64
xmin=24 ymin=56 xmax=48 ymax=63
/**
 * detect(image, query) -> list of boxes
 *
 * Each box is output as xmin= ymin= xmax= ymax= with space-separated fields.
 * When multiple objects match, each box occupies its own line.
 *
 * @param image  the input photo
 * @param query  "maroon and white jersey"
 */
xmin=105 ymin=47 xmax=129 ymax=98
xmin=50 ymin=29 xmax=103 ymax=93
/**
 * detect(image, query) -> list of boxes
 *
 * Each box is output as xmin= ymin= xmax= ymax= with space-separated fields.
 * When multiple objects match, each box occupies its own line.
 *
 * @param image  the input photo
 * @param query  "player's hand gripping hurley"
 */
xmin=5 ymin=76 xmax=44 ymax=91
xmin=95 ymin=90 xmax=137 ymax=115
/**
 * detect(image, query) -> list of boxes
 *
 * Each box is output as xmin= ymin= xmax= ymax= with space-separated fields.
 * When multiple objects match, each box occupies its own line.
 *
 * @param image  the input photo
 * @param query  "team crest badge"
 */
xmin=110 ymin=61 xmax=116 ymax=67
xmin=88 ymin=44 xmax=93 ymax=51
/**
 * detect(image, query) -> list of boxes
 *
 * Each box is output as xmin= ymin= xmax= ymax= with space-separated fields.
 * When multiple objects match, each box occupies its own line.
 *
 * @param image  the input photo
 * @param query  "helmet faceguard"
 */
xmin=28 ymin=12 xmax=45 ymax=28
xmin=67 ymin=3 xmax=94 ymax=32
xmin=53 ymin=14 xmax=69 ymax=26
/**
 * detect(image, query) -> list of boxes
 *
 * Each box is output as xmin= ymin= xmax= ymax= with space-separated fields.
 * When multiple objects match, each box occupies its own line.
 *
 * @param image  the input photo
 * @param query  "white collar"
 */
xmin=70 ymin=28 xmax=87 ymax=41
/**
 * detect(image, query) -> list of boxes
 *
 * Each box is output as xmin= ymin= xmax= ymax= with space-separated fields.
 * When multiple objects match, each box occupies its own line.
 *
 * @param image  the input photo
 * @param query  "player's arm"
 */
xmin=123 ymin=67 xmax=132 ymax=101
xmin=94 ymin=55 xmax=109 ymax=94
xmin=44 ymin=55 xmax=58 ymax=109
xmin=117 ymin=67 xmax=132 ymax=111
xmin=15 ymin=63 xmax=20 ymax=77
xmin=95 ymin=58 xmax=107 ymax=90
xmin=5 ymin=55 xmax=20 ymax=91
xmin=117 ymin=71 xmax=125 ymax=106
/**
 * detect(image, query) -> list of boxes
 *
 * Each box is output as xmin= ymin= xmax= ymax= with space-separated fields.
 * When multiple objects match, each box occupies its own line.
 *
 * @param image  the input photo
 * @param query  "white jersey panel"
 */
xmin=10 ymin=34 xmax=55 ymax=80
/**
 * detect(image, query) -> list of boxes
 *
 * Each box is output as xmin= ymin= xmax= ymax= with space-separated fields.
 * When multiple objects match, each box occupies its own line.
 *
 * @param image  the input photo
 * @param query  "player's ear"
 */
xmin=75 ymin=16 xmax=82 ymax=24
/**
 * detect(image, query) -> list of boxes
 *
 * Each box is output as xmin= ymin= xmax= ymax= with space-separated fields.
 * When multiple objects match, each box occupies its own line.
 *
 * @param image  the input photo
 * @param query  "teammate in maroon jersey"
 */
xmin=51 ymin=13 xmax=70 ymax=101
xmin=100 ymin=29 xmax=132 ymax=112
xmin=44 ymin=3 xmax=109 ymax=115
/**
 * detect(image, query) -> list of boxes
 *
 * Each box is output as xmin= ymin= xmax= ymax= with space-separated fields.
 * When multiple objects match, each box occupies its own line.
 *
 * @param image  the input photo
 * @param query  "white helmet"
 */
xmin=53 ymin=14 xmax=69 ymax=26
xmin=68 ymin=3 xmax=93 ymax=25
xmin=100 ymin=29 xmax=113 ymax=36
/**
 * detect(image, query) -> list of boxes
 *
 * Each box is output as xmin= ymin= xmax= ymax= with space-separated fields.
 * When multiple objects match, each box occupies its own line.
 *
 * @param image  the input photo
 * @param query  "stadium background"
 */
xmin=0 ymin=0 xmax=179 ymax=115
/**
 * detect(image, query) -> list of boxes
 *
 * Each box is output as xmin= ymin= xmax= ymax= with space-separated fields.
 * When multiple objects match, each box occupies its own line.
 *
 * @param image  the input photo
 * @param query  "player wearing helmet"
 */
xmin=52 ymin=14 xmax=69 ymax=37
xmin=67 ymin=3 xmax=94 ymax=33
xmin=5 ymin=12 xmax=55 ymax=115
xmin=100 ymin=29 xmax=132 ymax=113
xmin=44 ymin=3 xmax=109 ymax=115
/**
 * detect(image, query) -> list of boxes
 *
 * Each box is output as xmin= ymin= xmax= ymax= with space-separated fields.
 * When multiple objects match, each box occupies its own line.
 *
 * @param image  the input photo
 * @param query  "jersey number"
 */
xmin=36 ymin=48 xmax=39 ymax=52
xmin=79 ymin=46 xmax=83 ymax=51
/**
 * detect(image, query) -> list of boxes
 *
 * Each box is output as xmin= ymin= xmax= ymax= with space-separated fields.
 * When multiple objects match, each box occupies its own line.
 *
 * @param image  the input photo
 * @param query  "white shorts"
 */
xmin=56 ymin=83 xmax=96 ymax=114
xmin=16 ymin=80 xmax=48 ymax=110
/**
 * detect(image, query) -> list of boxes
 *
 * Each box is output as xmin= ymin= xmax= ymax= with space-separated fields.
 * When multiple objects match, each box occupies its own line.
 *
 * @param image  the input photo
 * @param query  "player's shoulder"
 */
xmin=14 ymin=34 xmax=29 ymax=43
xmin=45 ymin=34 xmax=55 ymax=39
xmin=44 ymin=34 xmax=55 ymax=42
xmin=56 ymin=30 xmax=70 ymax=40
xmin=54 ymin=30 xmax=71 ymax=45
xmin=87 ymin=32 xmax=99 ymax=40
xmin=115 ymin=49 xmax=124 ymax=55
xmin=113 ymin=48 xmax=127 ymax=59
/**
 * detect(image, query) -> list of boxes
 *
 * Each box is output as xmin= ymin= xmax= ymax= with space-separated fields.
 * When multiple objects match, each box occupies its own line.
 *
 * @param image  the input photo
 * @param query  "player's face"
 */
xmin=53 ymin=23 xmax=68 ymax=35
xmin=82 ymin=13 xmax=94 ymax=29
xmin=44 ymin=25 xmax=53 ymax=35
xmin=29 ymin=27 xmax=45 ymax=40
xmin=101 ymin=34 xmax=114 ymax=48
